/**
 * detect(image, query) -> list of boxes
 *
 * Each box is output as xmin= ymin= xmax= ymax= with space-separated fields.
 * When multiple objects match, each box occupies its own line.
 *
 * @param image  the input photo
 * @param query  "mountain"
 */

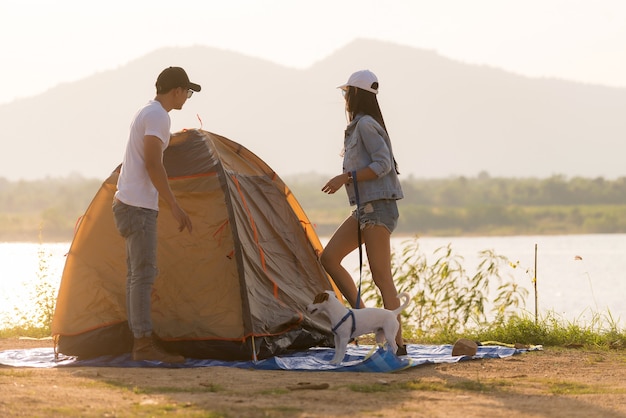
xmin=1 ymin=39 xmax=625 ymax=180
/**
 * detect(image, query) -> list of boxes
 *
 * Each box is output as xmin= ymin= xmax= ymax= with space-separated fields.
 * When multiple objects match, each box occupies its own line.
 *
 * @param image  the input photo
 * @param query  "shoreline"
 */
xmin=4 ymin=230 xmax=626 ymax=245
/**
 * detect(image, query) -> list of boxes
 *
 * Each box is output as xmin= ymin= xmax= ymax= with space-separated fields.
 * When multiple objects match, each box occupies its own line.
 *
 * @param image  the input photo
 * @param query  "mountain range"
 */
xmin=2 ymin=39 xmax=625 ymax=181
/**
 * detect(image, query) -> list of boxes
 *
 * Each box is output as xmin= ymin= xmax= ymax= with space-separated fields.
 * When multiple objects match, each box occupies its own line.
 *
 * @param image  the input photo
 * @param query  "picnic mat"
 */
xmin=0 ymin=343 xmax=541 ymax=372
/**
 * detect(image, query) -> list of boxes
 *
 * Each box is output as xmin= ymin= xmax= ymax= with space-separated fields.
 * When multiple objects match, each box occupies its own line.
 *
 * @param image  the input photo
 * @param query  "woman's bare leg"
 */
xmin=320 ymin=216 xmax=366 ymax=308
xmin=363 ymin=225 xmax=404 ymax=347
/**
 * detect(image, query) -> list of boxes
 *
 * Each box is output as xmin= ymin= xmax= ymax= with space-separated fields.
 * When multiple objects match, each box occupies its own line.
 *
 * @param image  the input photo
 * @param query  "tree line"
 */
xmin=287 ymin=173 xmax=626 ymax=236
xmin=1 ymin=173 xmax=626 ymax=241
xmin=0 ymin=175 xmax=102 ymax=241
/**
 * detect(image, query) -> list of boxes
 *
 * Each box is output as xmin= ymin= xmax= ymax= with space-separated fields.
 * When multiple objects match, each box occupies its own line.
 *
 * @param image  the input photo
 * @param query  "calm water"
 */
xmin=1 ymin=234 xmax=625 ymax=328
xmin=0 ymin=242 xmax=68 ymax=327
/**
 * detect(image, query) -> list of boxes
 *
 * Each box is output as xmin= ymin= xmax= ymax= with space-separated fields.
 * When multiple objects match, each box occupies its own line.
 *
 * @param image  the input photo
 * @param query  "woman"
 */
xmin=321 ymin=69 xmax=406 ymax=355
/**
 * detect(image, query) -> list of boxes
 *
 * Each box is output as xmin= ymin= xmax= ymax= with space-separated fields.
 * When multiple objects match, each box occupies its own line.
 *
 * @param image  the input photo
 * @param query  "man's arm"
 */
xmin=144 ymin=135 xmax=192 ymax=233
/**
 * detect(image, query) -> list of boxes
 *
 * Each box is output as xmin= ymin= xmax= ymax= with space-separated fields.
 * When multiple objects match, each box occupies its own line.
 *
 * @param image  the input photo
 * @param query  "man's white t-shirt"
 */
xmin=115 ymin=100 xmax=170 ymax=211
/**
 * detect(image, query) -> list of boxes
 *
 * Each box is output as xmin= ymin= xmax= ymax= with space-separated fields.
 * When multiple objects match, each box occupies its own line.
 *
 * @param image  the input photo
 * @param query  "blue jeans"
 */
xmin=112 ymin=199 xmax=158 ymax=339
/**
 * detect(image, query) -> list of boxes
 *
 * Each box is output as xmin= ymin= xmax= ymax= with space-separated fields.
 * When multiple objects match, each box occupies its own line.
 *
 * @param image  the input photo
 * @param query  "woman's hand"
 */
xmin=322 ymin=173 xmax=350 ymax=194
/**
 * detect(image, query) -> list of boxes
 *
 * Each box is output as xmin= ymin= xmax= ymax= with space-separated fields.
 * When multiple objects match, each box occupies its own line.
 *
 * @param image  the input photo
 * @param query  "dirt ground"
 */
xmin=1 ymin=338 xmax=626 ymax=417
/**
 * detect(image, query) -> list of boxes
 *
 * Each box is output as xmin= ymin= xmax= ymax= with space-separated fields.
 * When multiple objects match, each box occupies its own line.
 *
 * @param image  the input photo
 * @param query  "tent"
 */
xmin=51 ymin=129 xmax=337 ymax=361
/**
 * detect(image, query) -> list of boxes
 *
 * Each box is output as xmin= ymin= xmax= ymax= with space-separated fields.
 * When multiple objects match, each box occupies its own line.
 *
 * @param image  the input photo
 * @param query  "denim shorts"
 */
xmin=351 ymin=199 xmax=399 ymax=234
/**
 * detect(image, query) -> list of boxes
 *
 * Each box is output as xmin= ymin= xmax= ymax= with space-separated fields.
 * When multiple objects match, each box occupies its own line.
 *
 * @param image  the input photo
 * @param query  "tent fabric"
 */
xmin=0 ymin=344 xmax=540 ymax=372
xmin=51 ymin=129 xmax=338 ymax=361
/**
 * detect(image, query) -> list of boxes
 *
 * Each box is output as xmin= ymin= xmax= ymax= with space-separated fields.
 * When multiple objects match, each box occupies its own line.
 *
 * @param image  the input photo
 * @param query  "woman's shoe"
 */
xmin=396 ymin=344 xmax=407 ymax=356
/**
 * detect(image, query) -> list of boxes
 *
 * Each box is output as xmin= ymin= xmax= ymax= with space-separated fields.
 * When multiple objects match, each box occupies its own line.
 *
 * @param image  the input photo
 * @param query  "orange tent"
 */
xmin=52 ymin=129 xmax=337 ymax=360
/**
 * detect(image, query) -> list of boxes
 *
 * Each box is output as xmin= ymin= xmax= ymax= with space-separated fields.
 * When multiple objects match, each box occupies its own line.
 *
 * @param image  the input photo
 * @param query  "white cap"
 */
xmin=338 ymin=70 xmax=379 ymax=94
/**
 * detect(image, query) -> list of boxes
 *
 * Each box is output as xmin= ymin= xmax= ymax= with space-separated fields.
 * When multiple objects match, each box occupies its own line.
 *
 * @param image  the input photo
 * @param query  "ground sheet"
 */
xmin=0 ymin=343 xmax=539 ymax=372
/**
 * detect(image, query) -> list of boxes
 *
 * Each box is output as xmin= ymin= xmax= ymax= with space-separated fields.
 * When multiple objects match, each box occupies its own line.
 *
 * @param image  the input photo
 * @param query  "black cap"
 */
xmin=155 ymin=67 xmax=201 ymax=93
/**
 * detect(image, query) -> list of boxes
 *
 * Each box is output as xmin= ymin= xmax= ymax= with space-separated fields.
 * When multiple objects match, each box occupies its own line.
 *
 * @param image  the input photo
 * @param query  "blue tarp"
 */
xmin=0 ymin=343 xmax=540 ymax=372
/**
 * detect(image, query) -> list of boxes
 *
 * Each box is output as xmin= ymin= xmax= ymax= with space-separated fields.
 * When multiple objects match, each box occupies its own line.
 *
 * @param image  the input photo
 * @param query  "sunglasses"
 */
xmin=341 ymin=86 xmax=353 ymax=98
xmin=178 ymin=87 xmax=194 ymax=98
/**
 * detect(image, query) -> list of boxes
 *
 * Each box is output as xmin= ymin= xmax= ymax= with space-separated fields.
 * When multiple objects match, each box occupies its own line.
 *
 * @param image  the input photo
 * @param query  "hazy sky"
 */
xmin=1 ymin=0 xmax=625 ymax=105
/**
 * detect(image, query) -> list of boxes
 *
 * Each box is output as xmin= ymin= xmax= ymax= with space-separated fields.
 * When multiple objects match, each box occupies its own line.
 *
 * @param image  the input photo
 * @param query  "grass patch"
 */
xmin=547 ymin=381 xmax=602 ymax=395
xmin=259 ymin=388 xmax=290 ymax=395
xmin=0 ymin=369 xmax=34 ymax=378
xmin=130 ymin=403 xmax=224 ymax=417
xmin=410 ymin=311 xmax=626 ymax=350
xmin=545 ymin=380 xmax=626 ymax=396
xmin=348 ymin=382 xmax=404 ymax=393
xmin=448 ymin=380 xmax=493 ymax=392
xmin=0 ymin=325 xmax=54 ymax=339
xmin=259 ymin=406 xmax=304 ymax=415
xmin=404 ymin=380 xmax=449 ymax=392
xmin=42 ymin=406 xmax=90 ymax=416
xmin=348 ymin=378 xmax=508 ymax=394
xmin=100 ymin=379 xmax=224 ymax=394
xmin=133 ymin=385 xmax=223 ymax=395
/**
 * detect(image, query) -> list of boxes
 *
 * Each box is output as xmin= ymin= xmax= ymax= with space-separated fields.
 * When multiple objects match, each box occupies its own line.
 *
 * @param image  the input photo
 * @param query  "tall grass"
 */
xmin=0 ymin=230 xmax=57 ymax=339
xmin=360 ymin=237 xmax=626 ymax=349
xmin=361 ymin=237 xmax=528 ymax=333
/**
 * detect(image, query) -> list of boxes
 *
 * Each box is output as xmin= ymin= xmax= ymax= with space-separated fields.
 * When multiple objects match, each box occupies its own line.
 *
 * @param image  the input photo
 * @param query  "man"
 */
xmin=113 ymin=66 xmax=201 ymax=363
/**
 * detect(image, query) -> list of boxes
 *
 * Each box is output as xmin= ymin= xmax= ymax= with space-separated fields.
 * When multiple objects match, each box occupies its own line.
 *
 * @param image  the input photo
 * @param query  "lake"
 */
xmin=1 ymin=234 xmax=625 ymax=328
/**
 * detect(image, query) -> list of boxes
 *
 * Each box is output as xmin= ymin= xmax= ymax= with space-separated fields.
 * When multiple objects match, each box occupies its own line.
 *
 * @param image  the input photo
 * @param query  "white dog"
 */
xmin=306 ymin=290 xmax=410 ymax=364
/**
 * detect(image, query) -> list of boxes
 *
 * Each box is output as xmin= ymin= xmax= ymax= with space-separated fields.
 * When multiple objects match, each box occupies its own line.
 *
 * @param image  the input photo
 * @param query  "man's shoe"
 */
xmin=132 ymin=336 xmax=185 ymax=363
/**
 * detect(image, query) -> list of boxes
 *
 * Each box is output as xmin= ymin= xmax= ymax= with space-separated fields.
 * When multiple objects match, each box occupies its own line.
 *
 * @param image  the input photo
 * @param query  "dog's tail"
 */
xmin=392 ymin=292 xmax=411 ymax=316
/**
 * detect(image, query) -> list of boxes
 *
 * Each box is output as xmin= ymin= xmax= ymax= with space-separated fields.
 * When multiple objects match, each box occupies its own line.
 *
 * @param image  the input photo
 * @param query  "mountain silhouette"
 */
xmin=2 ymin=39 xmax=625 ymax=180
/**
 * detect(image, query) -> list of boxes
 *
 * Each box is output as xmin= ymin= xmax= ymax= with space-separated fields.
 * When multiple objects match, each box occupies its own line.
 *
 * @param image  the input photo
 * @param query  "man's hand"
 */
xmin=144 ymin=135 xmax=193 ymax=233
xmin=171 ymin=202 xmax=193 ymax=233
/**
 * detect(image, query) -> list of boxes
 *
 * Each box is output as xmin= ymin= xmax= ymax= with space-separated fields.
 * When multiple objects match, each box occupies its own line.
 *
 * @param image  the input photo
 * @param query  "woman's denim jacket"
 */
xmin=343 ymin=113 xmax=404 ymax=206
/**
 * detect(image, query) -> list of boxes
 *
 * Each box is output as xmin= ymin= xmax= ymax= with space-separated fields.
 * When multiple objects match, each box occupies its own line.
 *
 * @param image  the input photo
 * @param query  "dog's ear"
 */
xmin=313 ymin=292 xmax=329 ymax=304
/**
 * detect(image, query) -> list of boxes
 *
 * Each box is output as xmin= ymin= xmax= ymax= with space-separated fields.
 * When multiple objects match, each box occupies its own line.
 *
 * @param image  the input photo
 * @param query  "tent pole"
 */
xmin=251 ymin=336 xmax=258 ymax=362
xmin=534 ymin=243 xmax=538 ymax=324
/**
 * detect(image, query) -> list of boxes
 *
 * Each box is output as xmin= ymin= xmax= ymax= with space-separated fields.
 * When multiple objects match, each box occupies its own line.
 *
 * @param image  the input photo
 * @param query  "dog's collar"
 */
xmin=331 ymin=309 xmax=356 ymax=337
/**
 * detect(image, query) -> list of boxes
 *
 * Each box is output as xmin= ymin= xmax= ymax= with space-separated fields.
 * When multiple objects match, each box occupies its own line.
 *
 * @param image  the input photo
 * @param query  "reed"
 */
xmin=360 ymin=237 xmax=626 ymax=349
xmin=2 ymin=229 xmax=57 ymax=338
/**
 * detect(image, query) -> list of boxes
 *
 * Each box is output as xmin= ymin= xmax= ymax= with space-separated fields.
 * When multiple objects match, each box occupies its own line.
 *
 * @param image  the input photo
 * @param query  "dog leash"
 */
xmin=352 ymin=170 xmax=363 ymax=310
